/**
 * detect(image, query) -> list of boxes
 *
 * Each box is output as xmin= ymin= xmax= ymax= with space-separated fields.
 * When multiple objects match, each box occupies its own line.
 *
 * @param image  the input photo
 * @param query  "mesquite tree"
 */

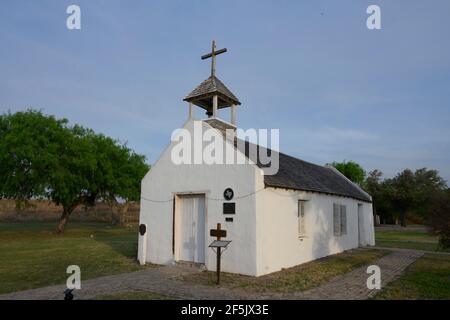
xmin=330 ymin=160 xmax=366 ymax=186
xmin=0 ymin=110 xmax=149 ymax=233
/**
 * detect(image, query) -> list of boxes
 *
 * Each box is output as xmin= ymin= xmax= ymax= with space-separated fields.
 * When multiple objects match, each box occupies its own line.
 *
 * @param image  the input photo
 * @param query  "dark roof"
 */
xmin=235 ymin=140 xmax=371 ymax=202
xmin=184 ymin=76 xmax=241 ymax=109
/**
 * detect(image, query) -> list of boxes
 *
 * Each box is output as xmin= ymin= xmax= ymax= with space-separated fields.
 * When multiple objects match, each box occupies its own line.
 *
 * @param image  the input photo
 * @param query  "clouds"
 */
xmin=0 ymin=0 xmax=449 ymax=181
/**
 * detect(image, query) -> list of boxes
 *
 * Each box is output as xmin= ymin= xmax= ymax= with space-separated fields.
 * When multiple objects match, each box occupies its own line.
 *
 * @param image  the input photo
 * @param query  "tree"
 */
xmin=364 ymin=170 xmax=383 ymax=224
xmin=386 ymin=168 xmax=446 ymax=227
xmin=86 ymin=133 xmax=149 ymax=226
xmin=0 ymin=110 xmax=65 ymax=203
xmin=49 ymin=126 xmax=149 ymax=233
xmin=330 ymin=160 xmax=366 ymax=185
xmin=386 ymin=169 xmax=417 ymax=227
xmin=428 ymin=190 xmax=450 ymax=249
xmin=49 ymin=125 xmax=99 ymax=233
xmin=413 ymin=168 xmax=447 ymax=218
xmin=0 ymin=110 xmax=149 ymax=233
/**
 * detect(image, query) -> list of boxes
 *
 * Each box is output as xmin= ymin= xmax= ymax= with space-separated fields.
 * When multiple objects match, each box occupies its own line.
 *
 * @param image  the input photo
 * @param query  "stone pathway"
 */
xmin=0 ymin=264 xmax=249 ymax=300
xmin=272 ymin=249 xmax=423 ymax=300
xmin=0 ymin=249 xmax=423 ymax=300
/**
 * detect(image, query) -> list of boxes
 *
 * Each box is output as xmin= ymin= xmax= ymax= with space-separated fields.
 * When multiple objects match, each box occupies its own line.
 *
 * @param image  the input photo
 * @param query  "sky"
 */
xmin=1 ymin=0 xmax=449 ymax=181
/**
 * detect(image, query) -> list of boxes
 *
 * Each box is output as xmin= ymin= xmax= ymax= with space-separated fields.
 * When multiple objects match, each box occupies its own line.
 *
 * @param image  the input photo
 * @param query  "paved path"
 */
xmin=272 ymin=249 xmax=423 ymax=300
xmin=0 ymin=249 xmax=423 ymax=300
xmin=0 ymin=264 xmax=249 ymax=300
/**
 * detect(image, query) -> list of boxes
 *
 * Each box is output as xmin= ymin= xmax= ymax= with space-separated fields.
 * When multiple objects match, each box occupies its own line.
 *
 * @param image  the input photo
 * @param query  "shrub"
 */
xmin=428 ymin=191 xmax=450 ymax=249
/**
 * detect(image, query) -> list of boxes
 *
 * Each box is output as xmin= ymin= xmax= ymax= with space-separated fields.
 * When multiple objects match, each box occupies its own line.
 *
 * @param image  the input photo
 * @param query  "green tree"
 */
xmin=428 ymin=189 xmax=450 ymax=248
xmin=386 ymin=168 xmax=446 ymax=227
xmin=364 ymin=170 xmax=383 ymax=224
xmin=49 ymin=126 xmax=149 ymax=233
xmin=413 ymin=168 xmax=447 ymax=218
xmin=0 ymin=110 xmax=65 ymax=203
xmin=330 ymin=160 xmax=366 ymax=185
xmin=0 ymin=110 xmax=149 ymax=233
xmin=87 ymin=133 xmax=149 ymax=226
xmin=385 ymin=169 xmax=417 ymax=227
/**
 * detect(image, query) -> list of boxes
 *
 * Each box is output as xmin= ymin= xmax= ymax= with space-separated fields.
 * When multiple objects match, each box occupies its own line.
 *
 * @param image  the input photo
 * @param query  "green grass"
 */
xmin=179 ymin=249 xmax=389 ymax=293
xmin=375 ymin=230 xmax=449 ymax=252
xmin=374 ymin=254 xmax=450 ymax=300
xmin=95 ymin=290 xmax=173 ymax=300
xmin=0 ymin=222 xmax=147 ymax=295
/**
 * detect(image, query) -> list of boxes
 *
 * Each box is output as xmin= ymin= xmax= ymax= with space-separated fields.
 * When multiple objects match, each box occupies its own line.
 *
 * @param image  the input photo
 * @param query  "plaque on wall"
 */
xmin=223 ymin=202 xmax=235 ymax=214
xmin=139 ymin=224 xmax=146 ymax=236
xmin=223 ymin=188 xmax=234 ymax=201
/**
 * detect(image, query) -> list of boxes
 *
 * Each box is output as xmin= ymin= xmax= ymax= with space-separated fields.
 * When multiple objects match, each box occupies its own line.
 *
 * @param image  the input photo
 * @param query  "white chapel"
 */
xmin=138 ymin=41 xmax=375 ymax=276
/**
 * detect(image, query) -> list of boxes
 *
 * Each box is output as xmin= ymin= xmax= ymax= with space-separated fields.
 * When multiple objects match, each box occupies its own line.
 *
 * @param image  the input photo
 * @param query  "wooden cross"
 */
xmin=201 ymin=40 xmax=227 ymax=77
xmin=209 ymin=223 xmax=227 ymax=285
xmin=210 ymin=223 xmax=227 ymax=240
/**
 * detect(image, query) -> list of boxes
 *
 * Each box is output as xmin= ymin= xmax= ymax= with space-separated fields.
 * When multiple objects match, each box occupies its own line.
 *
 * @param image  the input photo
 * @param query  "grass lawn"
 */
xmin=179 ymin=249 xmax=388 ymax=293
xmin=375 ymin=230 xmax=449 ymax=252
xmin=95 ymin=290 xmax=173 ymax=300
xmin=0 ymin=222 xmax=147 ymax=295
xmin=374 ymin=254 xmax=450 ymax=300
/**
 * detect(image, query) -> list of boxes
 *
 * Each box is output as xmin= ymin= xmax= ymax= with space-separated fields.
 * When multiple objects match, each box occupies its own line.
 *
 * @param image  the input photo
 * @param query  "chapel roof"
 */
xmin=184 ymin=75 xmax=241 ymax=110
xmin=238 ymin=140 xmax=372 ymax=202
xmin=203 ymin=119 xmax=372 ymax=203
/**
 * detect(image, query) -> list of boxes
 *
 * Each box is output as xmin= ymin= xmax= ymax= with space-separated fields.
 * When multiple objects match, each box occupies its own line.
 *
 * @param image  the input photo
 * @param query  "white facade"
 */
xmin=255 ymin=187 xmax=374 ymax=276
xmin=138 ymin=119 xmax=375 ymax=277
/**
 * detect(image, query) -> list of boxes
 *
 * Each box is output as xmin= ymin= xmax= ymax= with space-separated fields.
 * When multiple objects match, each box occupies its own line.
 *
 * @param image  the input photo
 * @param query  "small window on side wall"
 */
xmin=298 ymin=200 xmax=306 ymax=237
xmin=333 ymin=203 xmax=341 ymax=236
xmin=333 ymin=203 xmax=347 ymax=236
xmin=340 ymin=205 xmax=347 ymax=235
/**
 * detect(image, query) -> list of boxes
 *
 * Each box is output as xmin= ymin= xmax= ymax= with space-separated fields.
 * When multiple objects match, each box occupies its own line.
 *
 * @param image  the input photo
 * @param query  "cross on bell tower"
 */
xmin=202 ymin=40 xmax=227 ymax=78
xmin=184 ymin=40 xmax=241 ymax=125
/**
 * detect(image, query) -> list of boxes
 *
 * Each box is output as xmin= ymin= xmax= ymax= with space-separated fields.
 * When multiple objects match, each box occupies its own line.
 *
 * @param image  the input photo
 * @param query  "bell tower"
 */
xmin=184 ymin=40 xmax=241 ymax=126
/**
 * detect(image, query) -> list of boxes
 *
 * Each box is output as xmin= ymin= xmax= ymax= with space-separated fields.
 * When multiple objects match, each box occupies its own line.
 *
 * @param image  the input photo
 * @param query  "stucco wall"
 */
xmin=139 ymin=119 xmax=260 ymax=276
xmin=256 ymin=187 xmax=374 ymax=276
xmin=139 ymin=119 xmax=375 ymax=277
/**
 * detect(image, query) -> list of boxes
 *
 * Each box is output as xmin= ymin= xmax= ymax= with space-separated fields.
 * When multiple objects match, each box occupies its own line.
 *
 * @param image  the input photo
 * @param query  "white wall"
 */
xmin=139 ymin=119 xmax=260 ymax=276
xmin=256 ymin=187 xmax=374 ymax=276
xmin=139 ymin=119 xmax=375 ymax=277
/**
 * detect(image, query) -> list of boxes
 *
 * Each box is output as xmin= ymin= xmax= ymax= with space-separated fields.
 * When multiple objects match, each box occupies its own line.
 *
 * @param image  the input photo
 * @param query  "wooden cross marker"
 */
xmin=209 ymin=223 xmax=227 ymax=285
xmin=210 ymin=223 xmax=227 ymax=240
xmin=201 ymin=40 xmax=227 ymax=77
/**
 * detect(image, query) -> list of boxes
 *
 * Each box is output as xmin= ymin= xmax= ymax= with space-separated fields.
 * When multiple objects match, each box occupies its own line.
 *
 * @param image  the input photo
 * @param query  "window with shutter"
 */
xmin=333 ymin=203 xmax=341 ymax=236
xmin=298 ymin=200 xmax=306 ymax=237
xmin=340 ymin=205 xmax=347 ymax=235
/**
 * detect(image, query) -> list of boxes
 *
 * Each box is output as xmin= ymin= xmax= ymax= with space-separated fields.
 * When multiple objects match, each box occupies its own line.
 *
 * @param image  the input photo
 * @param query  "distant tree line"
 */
xmin=0 ymin=110 xmax=149 ymax=233
xmin=331 ymin=160 xmax=450 ymax=248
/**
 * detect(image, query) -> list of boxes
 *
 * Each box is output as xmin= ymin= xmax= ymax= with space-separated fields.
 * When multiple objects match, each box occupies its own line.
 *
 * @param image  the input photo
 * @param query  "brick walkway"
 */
xmin=0 ymin=264 xmax=249 ymax=300
xmin=273 ymin=249 xmax=423 ymax=300
xmin=0 ymin=249 xmax=423 ymax=300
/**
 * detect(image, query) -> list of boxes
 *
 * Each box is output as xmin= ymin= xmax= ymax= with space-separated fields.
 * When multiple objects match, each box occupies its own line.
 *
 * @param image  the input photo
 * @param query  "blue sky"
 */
xmin=1 ymin=0 xmax=449 ymax=181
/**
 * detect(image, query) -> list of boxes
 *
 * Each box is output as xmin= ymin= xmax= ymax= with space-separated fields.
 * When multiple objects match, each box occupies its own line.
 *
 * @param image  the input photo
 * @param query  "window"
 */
xmin=298 ymin=200 xmax=306 ymax=237
xmin=340 ymin=205 xmax=347 ymax=235
xmin=333 ymin=203 xmax=340 ymax=236
xmin=333 ymin=203 xmax=347 ymax=236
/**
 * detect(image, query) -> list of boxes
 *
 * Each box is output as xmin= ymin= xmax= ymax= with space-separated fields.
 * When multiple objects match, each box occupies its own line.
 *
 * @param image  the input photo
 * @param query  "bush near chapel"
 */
xmin=428 ymin=190 xmax=450 ymax=249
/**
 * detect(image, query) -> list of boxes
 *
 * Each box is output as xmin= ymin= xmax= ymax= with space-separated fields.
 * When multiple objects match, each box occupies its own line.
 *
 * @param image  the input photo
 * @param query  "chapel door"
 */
xmin=177 ymin=195 xmax=205 ymax=263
